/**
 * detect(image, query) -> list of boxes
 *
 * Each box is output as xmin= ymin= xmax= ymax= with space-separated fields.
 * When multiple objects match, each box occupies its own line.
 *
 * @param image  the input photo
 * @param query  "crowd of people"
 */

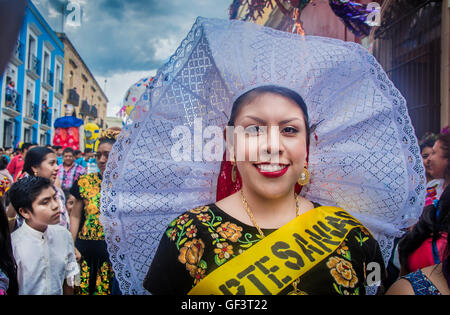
xmin=0 ymin=17 xmax=448 ymax=297
xmin=0 ymin=129 xmax=120 ymax=295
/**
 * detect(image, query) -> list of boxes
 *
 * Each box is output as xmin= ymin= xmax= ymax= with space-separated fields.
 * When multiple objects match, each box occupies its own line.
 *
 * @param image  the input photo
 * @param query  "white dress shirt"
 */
xmin=11 ymin=222 xmax=79 ymax=295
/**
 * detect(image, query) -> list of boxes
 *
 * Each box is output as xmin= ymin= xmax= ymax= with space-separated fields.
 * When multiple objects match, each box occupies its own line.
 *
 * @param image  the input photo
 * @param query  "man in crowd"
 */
xmin=57 ymin=147 xmax=86 ymax=190
xmin=7 ymin=143 xmax=36 ymax=181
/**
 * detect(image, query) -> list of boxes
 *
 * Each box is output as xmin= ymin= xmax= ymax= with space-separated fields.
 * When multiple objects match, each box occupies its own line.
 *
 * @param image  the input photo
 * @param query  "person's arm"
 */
xmin=69 ymin=198 xmax=82 ymax=242
xmin=385 ymin=278 xmax=415 ymax=295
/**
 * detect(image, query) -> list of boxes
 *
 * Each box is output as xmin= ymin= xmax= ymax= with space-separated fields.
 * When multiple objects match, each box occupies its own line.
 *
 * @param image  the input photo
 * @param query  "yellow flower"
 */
xmin=178 ymin=239 xmax=205 ymax=278
xmin=189 ymin=206 xmax=209 ymax=214
xmin=327 ymin=256 xmax=358 ymax=288
xmin=216 ymin=222 xmax=243 ymax=242
xmin=214 ymin=242 xmax=234 ymax=259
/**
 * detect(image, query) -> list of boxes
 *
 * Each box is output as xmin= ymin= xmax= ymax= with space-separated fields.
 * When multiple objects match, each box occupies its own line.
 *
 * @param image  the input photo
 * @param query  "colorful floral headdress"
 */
xmin=99 ymin=127 xmax=121 ymax=141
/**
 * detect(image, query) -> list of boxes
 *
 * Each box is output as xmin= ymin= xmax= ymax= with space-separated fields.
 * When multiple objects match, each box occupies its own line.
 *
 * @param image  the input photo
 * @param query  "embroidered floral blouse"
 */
xmin=144 ymin=204 xmax=386 ymax=295
xmin=70 ymin=173 xmax=104 ymax=240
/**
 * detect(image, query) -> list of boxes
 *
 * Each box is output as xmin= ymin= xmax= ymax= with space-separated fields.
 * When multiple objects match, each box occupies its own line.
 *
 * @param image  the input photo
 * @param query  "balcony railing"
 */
xmin=4 ymin=88 xmax=20 ymax=112
xmin=55 ymin=80 xmax=64 ymax=95
xmin=80 ymin=99 xmax=90 ymax=116
xmin=25 ymin=101 xmax=39 ymax=121
xmin=14 ymin=40 xmax=24 ymax=60
xmin=43 ymin=69 xmax=54 ymax=87
xmin=27 ymin=54 xmax=41 ymax=76
xmin=67 ymin=88 xmax=80 ymax=106
xmin=90 ymin=105 xmax=98 ymax=119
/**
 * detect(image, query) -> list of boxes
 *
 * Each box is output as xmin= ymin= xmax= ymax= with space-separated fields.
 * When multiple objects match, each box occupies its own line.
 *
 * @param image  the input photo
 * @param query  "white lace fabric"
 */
xmin=100 ymin=17 xmax=425 ymax=295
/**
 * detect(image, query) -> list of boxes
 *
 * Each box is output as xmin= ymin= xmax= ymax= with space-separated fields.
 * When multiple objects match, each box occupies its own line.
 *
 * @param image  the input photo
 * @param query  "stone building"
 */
xmin=56 ymin=32 xmax=108 ymax=130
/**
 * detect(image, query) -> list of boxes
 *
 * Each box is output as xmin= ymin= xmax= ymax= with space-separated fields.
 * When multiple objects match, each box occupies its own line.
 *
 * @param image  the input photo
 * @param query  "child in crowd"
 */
xmin=9 ymin=176 xmax=79 ymax=295
xmin=63 ymin=189 xmax=76 ymax=217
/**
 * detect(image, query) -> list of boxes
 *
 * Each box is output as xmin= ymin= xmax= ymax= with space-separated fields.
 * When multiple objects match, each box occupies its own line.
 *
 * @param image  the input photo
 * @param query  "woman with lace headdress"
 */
xmin=99 ymin=18 xmax=425 ymax=295
xmin=69 ymin=127 xmax=121 ymax=295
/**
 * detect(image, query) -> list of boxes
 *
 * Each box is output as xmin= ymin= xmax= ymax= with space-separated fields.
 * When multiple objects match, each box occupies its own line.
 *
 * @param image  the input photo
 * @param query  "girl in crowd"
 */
xmin=425 ymin=133 xmax=450 ymax=206
xmin=387 ymin=185 xmax=449 ymax=295
xmin=144 ymin=85 xmax=386 ymax=295
xmin=99 ymin=18 xmax=424 ymax=295
xmin=5 ymin=146 xmax=70 ymax=232
xmin=70 ymin=127 xmax=121 ymax=295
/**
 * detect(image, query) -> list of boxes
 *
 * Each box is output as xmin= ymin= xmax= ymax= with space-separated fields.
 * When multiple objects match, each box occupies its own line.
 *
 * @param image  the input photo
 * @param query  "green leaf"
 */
xmin=214 ymin=255 xmax=226 ymax=266
xmin=362 ymin=237 xmax=369 ymax=242
xmin=208 ymin=227 xmax=214 ymax=233
xmin=212 ymin=221 xmax=222 ymax=227
xmin=354 ymin=287 xmax=360 ymax=295
xmin=240 ymin=243 xmax=253 ymax=249
xmin=185 ymin=219 xmax=193 ymax=227
xmin=333 ymin=283 xmax=341 ymax=294
xmin=199 ymin=259 xmax=207 ymax=269
xmin=178 ymin=238 xmax=188 ymax=247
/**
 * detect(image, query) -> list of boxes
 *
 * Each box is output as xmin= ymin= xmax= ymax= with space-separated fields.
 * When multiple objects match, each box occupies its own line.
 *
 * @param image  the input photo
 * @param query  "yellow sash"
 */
xmin=188 ymin=206 xmax=366 ymax=295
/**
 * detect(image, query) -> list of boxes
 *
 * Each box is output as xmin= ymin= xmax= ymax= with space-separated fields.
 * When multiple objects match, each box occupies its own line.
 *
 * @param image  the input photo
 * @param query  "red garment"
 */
xmin=53 ymin=127 xmax=80 ymax=150
xmin=407 ymin=233 xmax=448 ymax=273
xmin=7 ymin=154 xmax=24 ymax=181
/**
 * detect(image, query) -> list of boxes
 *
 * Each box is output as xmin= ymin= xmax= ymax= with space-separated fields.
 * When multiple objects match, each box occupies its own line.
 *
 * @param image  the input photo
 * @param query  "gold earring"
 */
xmin=297 ymin=168 xmax=310 ymax=186
xmin=34 ymin=171 xmax=38 ymax=177
xmin=232 ymin=164 xmax=237 ymax=183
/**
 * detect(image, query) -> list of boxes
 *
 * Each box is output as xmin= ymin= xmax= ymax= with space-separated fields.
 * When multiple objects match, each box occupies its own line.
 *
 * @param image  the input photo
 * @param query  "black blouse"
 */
xmin=144 ymin=204 xmax=386 ymax=295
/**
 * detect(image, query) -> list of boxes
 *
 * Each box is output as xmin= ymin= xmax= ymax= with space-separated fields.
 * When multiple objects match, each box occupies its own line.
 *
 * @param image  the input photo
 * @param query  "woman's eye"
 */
xmin=245 ymin=125 xmax=263 ymax=135
xmin=282 ymin=126 xmax=298 ymax=134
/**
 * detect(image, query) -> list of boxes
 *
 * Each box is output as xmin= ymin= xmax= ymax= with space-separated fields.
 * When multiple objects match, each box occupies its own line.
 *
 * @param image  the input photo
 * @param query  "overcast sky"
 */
xmin=31 ymin=0 xmax=232 ymax=116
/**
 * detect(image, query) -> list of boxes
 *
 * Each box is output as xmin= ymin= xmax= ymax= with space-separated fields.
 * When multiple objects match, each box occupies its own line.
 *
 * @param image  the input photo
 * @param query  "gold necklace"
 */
xmin=240 ymin=190 xmax=300 ymax=238
xmin=240 ymin=190 xmax=304 ymax=294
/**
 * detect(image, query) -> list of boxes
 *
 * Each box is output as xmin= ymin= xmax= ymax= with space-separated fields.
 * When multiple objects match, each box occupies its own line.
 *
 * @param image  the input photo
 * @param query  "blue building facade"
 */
xmin=0 ymin=1 xmax=64 ymax=148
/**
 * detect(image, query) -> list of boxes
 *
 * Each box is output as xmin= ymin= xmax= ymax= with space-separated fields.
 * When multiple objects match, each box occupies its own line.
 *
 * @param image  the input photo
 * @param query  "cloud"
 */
xmin=31 ymin=0 xmax=232 ymax=117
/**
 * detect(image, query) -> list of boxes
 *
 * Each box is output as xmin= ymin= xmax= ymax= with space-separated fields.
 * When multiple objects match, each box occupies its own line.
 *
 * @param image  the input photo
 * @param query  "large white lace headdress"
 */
xmin=100 ymin=17 xmax=425 ymax=295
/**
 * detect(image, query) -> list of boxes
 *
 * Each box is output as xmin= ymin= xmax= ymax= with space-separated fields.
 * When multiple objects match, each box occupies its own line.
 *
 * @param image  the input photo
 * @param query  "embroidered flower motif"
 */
xmin=327 ymin=256 xmax=358 ymax=288
xmin=176 ymin=214 xmax=190 ymax=226
xmin=216 ymin=222 xmax=243 ymax=242
xmin=214 ymin=242 xmax=234 ymax=259
xmin=193 ymin=267 xmax=206 ymax=285
xmin=186 ymin=225 xmax=198 ymax=238
xmin=178 ymin=239 xmax=205 ymax=277
xmin=167 ymin=228 xmax=178 ymax=241
xmin=189 ymin=206 xmax=209 ymax=214
xmin=196 ymin=213 xmax=211 ymax=223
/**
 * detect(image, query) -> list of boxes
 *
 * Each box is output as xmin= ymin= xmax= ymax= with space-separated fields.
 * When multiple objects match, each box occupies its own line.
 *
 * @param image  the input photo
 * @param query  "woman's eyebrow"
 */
xmin=242 ymin=116 xmax=266 ymax=124
xmin=279 ymin=118 xmax=303 ymax=125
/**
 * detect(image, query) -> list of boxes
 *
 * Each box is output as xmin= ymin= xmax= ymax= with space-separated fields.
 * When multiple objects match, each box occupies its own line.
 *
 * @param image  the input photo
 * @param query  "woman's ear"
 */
xmin=31 ymin=165 xmax=39 ymax=176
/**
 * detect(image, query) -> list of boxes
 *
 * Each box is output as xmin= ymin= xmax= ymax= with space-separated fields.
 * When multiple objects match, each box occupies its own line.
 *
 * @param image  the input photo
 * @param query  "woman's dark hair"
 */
xmin=435 ymin=133 xmax=450 ymax=181
xmin=22 ymin=146 xmax=55 ymax=176
xmin=0 ymin=201 xmax=19 ymax=295
xmin=228 ymin=85 xmax=310 ymax=147
xmin=420 ymin=138 xmax=435 ymax=153
xmin=398 ymin=185 xmax=450 ymax=286
xmin=0 ymin=156 xmax=8 ymax=170
xmin=9 ymin=176 xmax=54 ymax=220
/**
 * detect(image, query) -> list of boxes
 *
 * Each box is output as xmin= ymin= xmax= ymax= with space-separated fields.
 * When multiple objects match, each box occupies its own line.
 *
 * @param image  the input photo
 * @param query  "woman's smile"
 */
xmin=254 ymin=163 xmax=290 ymax=178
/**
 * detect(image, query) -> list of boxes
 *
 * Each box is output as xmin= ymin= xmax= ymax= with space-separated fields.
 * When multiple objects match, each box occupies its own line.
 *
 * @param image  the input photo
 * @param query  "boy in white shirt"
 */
xmin=9 ymin=176 xmax=79 ymax=295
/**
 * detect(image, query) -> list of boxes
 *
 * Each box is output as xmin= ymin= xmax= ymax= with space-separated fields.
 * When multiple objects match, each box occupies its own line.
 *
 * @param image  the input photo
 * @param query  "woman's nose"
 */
xmin=260 ymin=126 xmax=283 ymax=162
